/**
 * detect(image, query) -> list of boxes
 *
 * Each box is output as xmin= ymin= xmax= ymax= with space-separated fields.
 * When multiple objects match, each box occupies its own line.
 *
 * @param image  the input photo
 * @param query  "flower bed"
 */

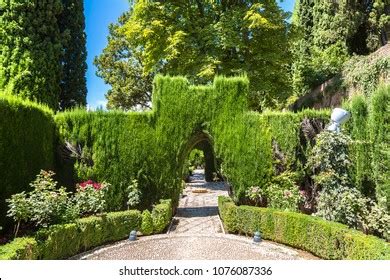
xmin=0 ymin=199 xmax=172 ymax=260
xmin=218 ymin=196 xmax=390 ymax=260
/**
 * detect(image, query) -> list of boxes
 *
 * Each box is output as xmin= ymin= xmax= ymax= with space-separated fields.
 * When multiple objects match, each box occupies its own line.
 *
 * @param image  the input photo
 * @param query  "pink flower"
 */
xmin=78 ymin=180 xmax=102 ymax=191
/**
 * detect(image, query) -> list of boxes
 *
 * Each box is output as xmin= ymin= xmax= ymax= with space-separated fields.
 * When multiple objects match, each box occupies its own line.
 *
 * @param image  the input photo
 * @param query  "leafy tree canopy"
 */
xmin=291 ymin=0 xmax=390 ymax=97
xmin=95 ymin=0 xmax=293 ymax=111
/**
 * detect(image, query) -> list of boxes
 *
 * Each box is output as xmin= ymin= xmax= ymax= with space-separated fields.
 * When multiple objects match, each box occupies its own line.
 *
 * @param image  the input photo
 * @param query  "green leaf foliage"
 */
xmin=0 ymin=0 xmax=87 ymax=110
xmin=292 ymin=0 xmax=390 ymax=97
xmin=369 ymin=84 xmax=390 ymax=210
xmin=152 ymin=199 xmax=172 ymax=233
xmin=0 ymin=237 xmax=39 ymax=260
xmin=0 ymin=199 xmax=172 ymax=259
xmin=94 ymin=11 xmax=153 ymax=110
xmin=218 ymin=196 xmax=390 ymax=260
xmin=140 ymin=209 xmax=153 ymax=236
xmin=55 ymin=76 xmax=328 ymax=207
xmin=0 ymin=95 xmax=55 ymax=229
xmin=0 ymin=0 xmax=63 ymax=109
xmin=95 ymin=0 xmax=293 ymax=110
xmin=59 ymin=0 xmax=87 ymax=110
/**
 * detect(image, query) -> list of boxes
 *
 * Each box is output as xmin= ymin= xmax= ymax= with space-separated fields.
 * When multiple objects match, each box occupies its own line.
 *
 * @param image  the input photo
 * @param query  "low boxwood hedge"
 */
xmin=0 ymin=237 xmax=39 ymax=260
xmin=218 ymin=196 xmax=390 ymax=260
xmin=152 ymin=199 xmax=173 ymax=233
xmin=0 ymin=199 xmax=172 ymax=260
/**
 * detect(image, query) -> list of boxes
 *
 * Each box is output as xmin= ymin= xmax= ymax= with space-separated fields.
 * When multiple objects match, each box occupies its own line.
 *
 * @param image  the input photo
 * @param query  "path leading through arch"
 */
xmin=167 ymin=169 xmax=227 ymax=235
xmin=73 ymin=170 xmax=318 ymax=260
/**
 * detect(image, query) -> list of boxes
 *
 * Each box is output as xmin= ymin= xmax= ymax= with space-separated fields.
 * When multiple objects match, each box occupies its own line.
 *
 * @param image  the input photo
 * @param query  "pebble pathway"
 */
xmin=73 ymin=170 xmax=318 ymax=260
xmin=167 ymin=170 xmax=228 ymax=235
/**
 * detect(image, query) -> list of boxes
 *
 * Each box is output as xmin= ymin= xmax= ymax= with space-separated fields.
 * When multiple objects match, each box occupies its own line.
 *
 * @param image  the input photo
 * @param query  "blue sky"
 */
xmin=84 ymin=0 xmax=295 ymax=109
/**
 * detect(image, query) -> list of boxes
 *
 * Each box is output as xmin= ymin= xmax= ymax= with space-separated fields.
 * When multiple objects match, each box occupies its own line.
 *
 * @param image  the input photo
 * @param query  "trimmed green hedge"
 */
xmin=218 ymin=196 xmax=390 ymax=260
xmin=152 ymin=199 xmax=173 ymax=233
xmin=36 ymin=210 xmax=142 ymax=259
xmin=0 ymin=237 xmax=39 ymax=260
xmin=0 ymin=95 xmax=55 ymax=229
xmin=0 ymin=199 xmax=172 ymax=260
xmin=55 ymin=76 xmax=330 ymax=205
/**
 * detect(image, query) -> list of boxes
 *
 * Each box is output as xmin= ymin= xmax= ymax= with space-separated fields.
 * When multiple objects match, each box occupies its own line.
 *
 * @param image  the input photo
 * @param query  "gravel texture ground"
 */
xmin=73 ymin=234 xmax=318 ymax=260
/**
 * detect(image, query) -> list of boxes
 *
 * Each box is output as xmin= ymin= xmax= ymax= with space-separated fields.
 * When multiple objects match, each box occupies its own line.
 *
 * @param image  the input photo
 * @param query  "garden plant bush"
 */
xmin=0 ymin=199 xmax=172 ymax=260
xmin=218 ymin=196 xmax=390 ymax=260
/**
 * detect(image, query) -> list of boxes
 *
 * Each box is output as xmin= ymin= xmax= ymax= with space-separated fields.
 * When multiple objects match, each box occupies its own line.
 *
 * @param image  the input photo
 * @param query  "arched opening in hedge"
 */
xmin=178 ymin=130 xmax=220 ymax=182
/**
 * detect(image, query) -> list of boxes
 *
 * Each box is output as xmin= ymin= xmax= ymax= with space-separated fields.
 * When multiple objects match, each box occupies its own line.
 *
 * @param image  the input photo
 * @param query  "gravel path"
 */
xmin=167 ymin=170 xmax=228 ymax=235
xmin=74 ymin=234 xmax=317 ymax=260
xmin=72 ymin=170 xmax=318 ymax=260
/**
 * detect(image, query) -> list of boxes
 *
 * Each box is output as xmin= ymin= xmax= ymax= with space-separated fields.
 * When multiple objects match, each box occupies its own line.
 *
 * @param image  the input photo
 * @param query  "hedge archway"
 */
xmin=55 ymin=75 xmax=328 ymax=210
xmin=178 ymin=130 xmax=219 ymax=182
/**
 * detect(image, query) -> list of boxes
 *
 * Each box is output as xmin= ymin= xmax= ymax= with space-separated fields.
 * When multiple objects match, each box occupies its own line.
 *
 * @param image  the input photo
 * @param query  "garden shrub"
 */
xmin=140 ymin=210 xmax=153 ymax=235
xmin=0 ymin=237 xmax=39 ymax=260
xmin=0 ymin=95 xmax=55 ymax=229
xmin=348 ymin=95 xmax=373 ymax=194
xmin=152 ymin=199 xmax=172 ymax=233
xmin=74 ymin=180 xmax=110 ymax=216
xmin=55 ymin=110 xmax=158 ymax=210
xmin=0 ymin=199 xmax=172 ymax=259
xmin=218 ymin=196 xmax=390 ymax=260
xmin=307 ymin=131 xmax=390 ymax=239
xmin=36 ymin=223 xmax=81 ymax=260
xmin=36 ymin=209 xmax=142 ymax=259
xmin=266 ymin=172 xmax=303 ymax=212
xmin=6 ymin=170 xmax=78 ymax=236
xmin=126 ymin=179 xmax=141 ymax=209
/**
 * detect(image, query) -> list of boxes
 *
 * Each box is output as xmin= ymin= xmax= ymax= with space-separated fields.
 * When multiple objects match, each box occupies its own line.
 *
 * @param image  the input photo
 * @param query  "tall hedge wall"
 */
xmin=369 ymin=85 xmax=390 ymax=210
xmin=0 ymin=95 xmax=55 ymax=228
xmin=344 ymin=85 xmax=390 ymax=209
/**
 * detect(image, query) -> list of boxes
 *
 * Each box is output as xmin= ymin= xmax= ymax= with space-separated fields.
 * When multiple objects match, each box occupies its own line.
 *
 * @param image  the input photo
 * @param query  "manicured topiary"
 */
xmin=218 ymin=196 xmax=390 ymax=260
xmin=140 ymin=210 xmax=153 ymax=236
xmin=55 ymin=76 xmax=329 ymax=207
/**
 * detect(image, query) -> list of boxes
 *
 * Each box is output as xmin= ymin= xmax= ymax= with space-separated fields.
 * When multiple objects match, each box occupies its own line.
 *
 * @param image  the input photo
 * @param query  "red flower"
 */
xmin=79 ymin=180 xmax=102 ymax=190
xmin=93 ymin=182 xmax=102 ymax=190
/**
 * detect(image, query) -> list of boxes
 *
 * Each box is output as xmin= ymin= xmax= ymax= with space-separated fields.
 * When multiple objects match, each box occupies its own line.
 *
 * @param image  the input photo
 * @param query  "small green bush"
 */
xmin=218 ymin=196 xmax=390 ymax=260
xmin=74 ymin=181 xmax=110 ymax=216
xmin=0 ymin=237 xmax=39 ymax=260
xmin=6 ymin=170 xmax=78 ymax=235
xmin=267 ymin=172 xmax=303 ymax=212
xmin=141 ymin=210 xmax=153 ymax=235
xmin=152 ymin=199 xmax=172 ymax=233
xmin=126 ymin=179 xmax=141 ymax=209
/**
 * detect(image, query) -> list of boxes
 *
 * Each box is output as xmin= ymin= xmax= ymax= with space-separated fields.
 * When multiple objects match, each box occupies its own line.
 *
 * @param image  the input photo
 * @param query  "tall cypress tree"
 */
xmin=0 ymin=0 xmax=63 ymax=109
xmin=59 ymin=0 xmax=87 ymax=110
